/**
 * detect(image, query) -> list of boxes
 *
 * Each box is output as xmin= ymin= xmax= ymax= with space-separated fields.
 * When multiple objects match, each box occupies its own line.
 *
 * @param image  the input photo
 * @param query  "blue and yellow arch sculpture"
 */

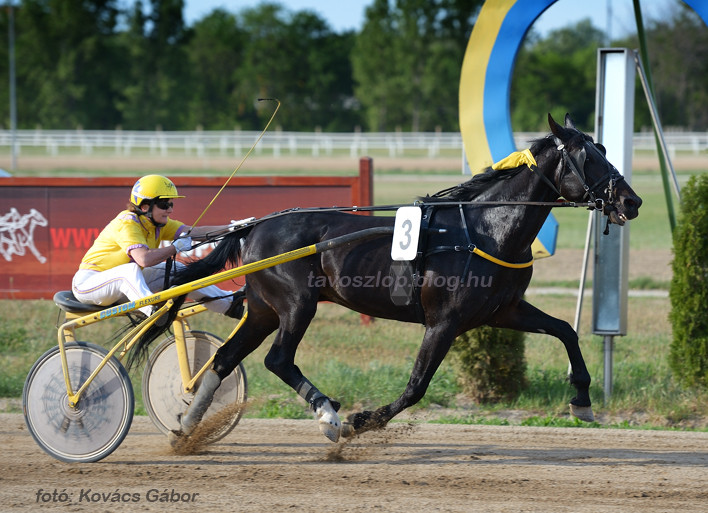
xmin=459 ymin=0 xmax=708 ymax=258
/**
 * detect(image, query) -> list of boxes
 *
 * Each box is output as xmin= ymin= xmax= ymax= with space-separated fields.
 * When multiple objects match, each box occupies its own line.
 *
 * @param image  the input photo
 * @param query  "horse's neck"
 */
xmin=469 ymin=163 xmax=558 ymax=257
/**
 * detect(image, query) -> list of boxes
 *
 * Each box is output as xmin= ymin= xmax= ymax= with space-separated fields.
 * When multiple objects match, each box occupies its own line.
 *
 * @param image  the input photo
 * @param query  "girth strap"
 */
xmin=409 ymin=206 xmax=433 ymax=325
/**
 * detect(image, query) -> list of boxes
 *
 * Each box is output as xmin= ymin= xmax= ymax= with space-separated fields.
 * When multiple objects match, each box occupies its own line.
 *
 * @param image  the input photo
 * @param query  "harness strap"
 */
xmin=457 ymin=204 xmax=474 ymax=279
xmin=410 ymin=207 xmax=434 ymax=325
xmin=163 ymin=256 xmax=173 ymax=290
xmin=425 ymin=204 xmax=533 ymax=270
xmin=492 ymin=148 xmax=565 ymax=202
xmin=557 ymin=142 xmax=595 ymax=202
xmin=469 ymin=245 xmax=534 ymax=269
xmin=426 ymin=243 xmax=534 ymax=269
xmin=532 ymin=160 xmax=563 ymax=198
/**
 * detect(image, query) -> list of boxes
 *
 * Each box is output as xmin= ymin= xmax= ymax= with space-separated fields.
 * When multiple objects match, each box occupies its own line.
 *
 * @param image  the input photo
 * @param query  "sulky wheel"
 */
xmin=141 ymin=331 xmax=247 ymax=443
xmin=23 ymin=341 xmax=134 ymax=463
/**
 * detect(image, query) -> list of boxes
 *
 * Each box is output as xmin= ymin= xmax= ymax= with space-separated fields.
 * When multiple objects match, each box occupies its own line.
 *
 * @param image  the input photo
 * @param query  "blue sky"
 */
xmin=181 ymin=0 xmax=669 ymax=39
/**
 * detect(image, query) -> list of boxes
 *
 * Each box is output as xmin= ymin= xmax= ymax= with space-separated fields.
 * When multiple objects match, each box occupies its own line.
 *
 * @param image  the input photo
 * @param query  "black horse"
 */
xmin=137 ymin=114 xmax=642 ymax=443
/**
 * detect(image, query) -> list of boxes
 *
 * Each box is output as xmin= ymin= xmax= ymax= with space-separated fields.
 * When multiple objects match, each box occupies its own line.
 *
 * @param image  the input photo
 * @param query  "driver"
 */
xmin=72 ymin=174 xmax=245 ymax=318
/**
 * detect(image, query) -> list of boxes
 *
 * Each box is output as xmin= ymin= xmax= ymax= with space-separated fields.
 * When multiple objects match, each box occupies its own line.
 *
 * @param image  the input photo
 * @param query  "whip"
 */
xmin=166 ymin=99 xmax=279 ymax=291
xmin=187 ymin=98 xmax=281 ymax=234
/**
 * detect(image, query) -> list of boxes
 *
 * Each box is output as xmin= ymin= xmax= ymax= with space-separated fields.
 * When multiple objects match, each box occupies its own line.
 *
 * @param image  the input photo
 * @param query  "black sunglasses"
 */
xmin=154 ymin=199 xmax=174 ymax=210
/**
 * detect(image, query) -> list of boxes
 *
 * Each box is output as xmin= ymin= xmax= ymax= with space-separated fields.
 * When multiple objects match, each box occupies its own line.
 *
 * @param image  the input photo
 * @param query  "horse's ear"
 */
xmin=548 ymin=113 xmax=564 ymax=139
xmin=564 ymin=113 xmax=576 ymax=129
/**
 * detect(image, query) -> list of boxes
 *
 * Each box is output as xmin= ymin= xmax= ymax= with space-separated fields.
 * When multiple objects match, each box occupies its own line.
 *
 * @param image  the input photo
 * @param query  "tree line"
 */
xmin=0 ymin=0 xmax=706 ymax=133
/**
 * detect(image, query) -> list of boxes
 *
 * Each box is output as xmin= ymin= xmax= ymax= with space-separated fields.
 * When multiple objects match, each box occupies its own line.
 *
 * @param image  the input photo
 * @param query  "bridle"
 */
xmin=549 ymin=135 xmax=624 ymax=212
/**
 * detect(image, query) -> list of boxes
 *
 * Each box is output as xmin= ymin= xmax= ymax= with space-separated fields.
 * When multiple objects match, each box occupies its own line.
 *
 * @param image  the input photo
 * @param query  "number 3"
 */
xmin=391 ymin=207 xmax=421 ymax=261
xmin=399 ymin=219 xmax=412 ymax=250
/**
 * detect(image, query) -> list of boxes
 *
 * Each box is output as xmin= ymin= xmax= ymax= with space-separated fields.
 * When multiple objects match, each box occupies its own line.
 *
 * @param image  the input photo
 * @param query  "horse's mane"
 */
xmin=422 ymin=137 xmax=554 ymax=202
xmin=423 ymin=166 xmax=526 ymax=202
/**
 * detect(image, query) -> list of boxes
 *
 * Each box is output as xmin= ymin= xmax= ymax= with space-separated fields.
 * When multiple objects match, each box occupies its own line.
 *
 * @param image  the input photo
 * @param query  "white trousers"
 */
xmin=72 ymin=261 xmax=233 ymax=316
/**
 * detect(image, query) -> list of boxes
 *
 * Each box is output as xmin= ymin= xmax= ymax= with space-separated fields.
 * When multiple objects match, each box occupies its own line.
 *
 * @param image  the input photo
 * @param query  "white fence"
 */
xmin=0 ymin=129 xmax=706 ymax=159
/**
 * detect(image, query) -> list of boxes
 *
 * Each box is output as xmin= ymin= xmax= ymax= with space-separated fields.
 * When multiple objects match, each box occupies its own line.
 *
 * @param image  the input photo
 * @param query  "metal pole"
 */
xmin=568 ymin=211 xmax=594 ymax=376
xmin=633 ymin=51 xmax=681 ymax=201
xmin=633 ymin=0 xmax=677 ymax=231
xmin=8 ymin=1 xmax=17 ymax=172
xmin=603 ymin=335 xmax=614 ymax=405
xmin=573 ymin=211 xmax=594 ymax=332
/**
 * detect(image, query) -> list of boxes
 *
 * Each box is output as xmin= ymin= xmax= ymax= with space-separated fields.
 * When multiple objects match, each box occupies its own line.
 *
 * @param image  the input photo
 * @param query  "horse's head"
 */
xmin=548 ymin=113 xmax=642 ymax=225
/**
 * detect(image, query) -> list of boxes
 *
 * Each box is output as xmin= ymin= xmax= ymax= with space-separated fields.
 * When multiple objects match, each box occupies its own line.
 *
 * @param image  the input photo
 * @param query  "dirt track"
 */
xmin=3 ymin=413 xmax=707 ymax=512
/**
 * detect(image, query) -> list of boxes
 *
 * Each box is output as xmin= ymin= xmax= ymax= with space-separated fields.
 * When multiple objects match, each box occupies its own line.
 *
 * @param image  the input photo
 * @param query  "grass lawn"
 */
xmin=2 ymin=293 xmax=705 ymax=430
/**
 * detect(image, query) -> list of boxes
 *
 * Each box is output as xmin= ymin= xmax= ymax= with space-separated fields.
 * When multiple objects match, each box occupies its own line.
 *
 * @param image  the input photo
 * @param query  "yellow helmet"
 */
xmin=129 ymin=175 xmax=185 ymax=206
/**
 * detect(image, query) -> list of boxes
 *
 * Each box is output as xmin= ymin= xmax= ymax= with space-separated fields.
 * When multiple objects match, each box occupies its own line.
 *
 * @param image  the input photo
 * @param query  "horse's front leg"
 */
xmin=490 ymin=299 xmax=594 ymax=422
xmin=344 ymin=323 xmax=457 ymax=437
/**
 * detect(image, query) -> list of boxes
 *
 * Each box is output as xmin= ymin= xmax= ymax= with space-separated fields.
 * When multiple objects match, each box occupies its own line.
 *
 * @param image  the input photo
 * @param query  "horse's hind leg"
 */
xmin=262 ymin=300 xmax=343 ymax=442
xmin=491 ymin=299 xmax=594 ymax=421
xmin=212 ymin=299 xmax=280 ymax=378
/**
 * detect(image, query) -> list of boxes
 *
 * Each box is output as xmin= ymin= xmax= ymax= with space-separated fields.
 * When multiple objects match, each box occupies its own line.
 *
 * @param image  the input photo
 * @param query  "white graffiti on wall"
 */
xmin=0 ymin=208 xmax=48 ymax=263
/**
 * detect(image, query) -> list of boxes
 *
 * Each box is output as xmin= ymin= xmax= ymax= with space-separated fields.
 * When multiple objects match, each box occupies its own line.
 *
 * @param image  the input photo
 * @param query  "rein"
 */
xmin=197 ymin=141 xmax=619 ymax=268
xmin=197 ymin=198 xmax=598 ymax=243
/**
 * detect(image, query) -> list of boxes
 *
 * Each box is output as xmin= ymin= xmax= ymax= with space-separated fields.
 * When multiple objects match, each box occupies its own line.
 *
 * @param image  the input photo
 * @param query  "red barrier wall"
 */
xmin=0 ymin=158 xmax=373 ymax=299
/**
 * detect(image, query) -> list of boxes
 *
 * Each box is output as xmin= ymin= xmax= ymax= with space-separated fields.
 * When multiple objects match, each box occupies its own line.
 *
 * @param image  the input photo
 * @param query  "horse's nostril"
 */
xmin=623 ymin=196 xmax=642 ymax=211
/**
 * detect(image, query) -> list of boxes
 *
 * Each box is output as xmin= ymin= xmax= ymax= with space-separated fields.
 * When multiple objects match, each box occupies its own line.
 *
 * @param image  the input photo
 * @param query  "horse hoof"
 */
xmin=569 ymin=403 xmax=595 ymax=422
xmin=341 ymin=423 xmax=356 ymax=438
xmin=315 ymin=399 xmax=341 ymax=442
xmin=167 ymin=430 xmax=184 ymax=448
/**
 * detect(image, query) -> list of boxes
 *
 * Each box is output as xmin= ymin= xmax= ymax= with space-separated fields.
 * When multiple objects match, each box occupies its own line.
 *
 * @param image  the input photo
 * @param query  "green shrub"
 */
xmin=669 ymin=174 xmax=708 ymax=388
xmin=449 ymin=325 xmax=527 ymax=403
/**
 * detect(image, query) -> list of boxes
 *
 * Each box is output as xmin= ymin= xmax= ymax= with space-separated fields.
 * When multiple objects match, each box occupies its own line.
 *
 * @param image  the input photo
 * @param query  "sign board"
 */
xmin=0 ymin=162 xmax=373 ymax=299
xmin=592 ymin=48 xmax=635 ymax=336
xmin=391 ymin=207 xmax=421 ymax=261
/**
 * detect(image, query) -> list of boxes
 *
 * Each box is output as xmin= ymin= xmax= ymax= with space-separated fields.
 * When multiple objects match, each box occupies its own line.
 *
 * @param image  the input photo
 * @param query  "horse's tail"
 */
xmin=126 ymin=227 xmax=252 ymax=369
